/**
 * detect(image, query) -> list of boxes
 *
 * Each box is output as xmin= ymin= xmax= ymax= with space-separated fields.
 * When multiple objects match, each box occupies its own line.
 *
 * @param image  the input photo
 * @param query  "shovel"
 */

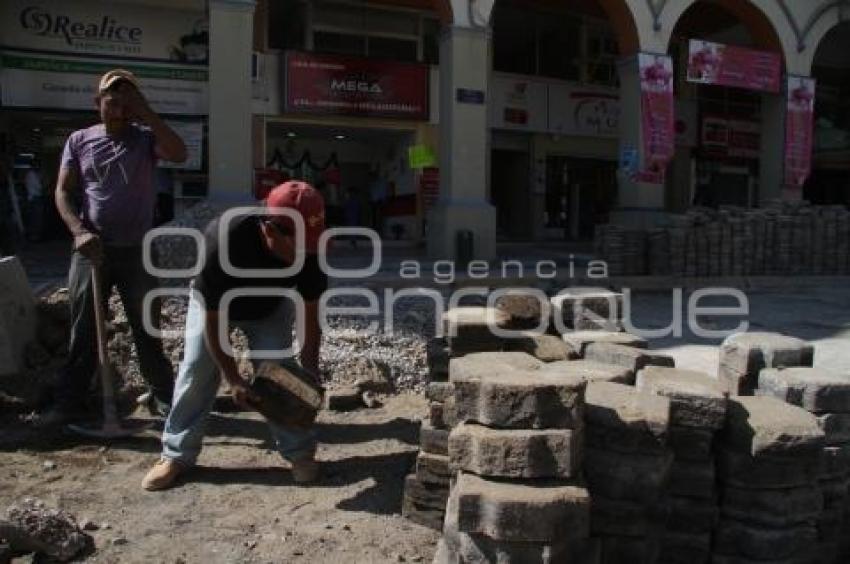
xmin=68 ymin=264 xmax=151 ymax=439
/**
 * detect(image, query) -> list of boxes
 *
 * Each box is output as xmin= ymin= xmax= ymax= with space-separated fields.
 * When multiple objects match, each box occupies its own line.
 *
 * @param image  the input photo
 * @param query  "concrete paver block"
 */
xmin=453 ymin=369 xmax=586 ymax=430
xmin=453 ymin=472 xmax=590 ymax=543
xmin=427 ymin=337 xmax=450 ymax=381
xmin=717 ymin=448 xmax=820 ymax=489
xmin=819 ymin=445 xmax=850 ymax=479
xmin=720 ymin=485 xmax=823 ymax=528
xmin=448 ymin=422 xmax=581 ymax=479
xmin=596 ymin=535 xmax=659 ymax=564
xmin=561 ymin=330 xmax=647 ymax=358
xmin=714 ymin=520 xmax=817 ymax=561
xmin=719 ymin=332 xmax=814 ymax=396
xmin=759 ymin=367 xmax=850 ymax=414
xmin=430 ymin=398 xmax=459 ymax=430
xmin=658 ymin=531 xmax=711 ymax=564
xmin=584 ymin=448 xmax=673 ymax=504
xmin=668 ymin=426 xmax=715 ymax=461
xmin=723 ymin=396 xmax=824 ymax=457
xmin=541 ymin=360 xmax=634 ymax=386
xmin=668 ymin=459 xmax=715 ymax=500
xmin=0 ymin=256 xmax=36 ymax=377
xmin=443 ymin=307 xmax=510 ymax=354
xmin=585 ymin=382 xmax=670 ymax=446
xmin=816 ymin=413 xmax=850 ymax=445
xmin=636 ymin=366 xmax=728 ymax=429
xmin=449 ymin=352 xmax=543 ymax=382
xmin=666 ymin=496 xmax=718 ymax=534
xmin=505 ymin=334 xmax=574 ymax=362
xmin=589 ymin=496 xmax=666 ymax=537
xmin=427 ymin=381 xmax=455 ymax=404
xmin=495 ymin=292 xmax=545 ymax=330
xmin=551 ymin=288 xmax=623 ymax=331
xmin=584 ymin=342 xmax=674 ymax=373
xmin=421 ymin=418 xmax=450 ymax=456
xmin=404 ymin=473 xmax=449 ymax=509
xmin=417 ymin=451 xmax=452 ymax=486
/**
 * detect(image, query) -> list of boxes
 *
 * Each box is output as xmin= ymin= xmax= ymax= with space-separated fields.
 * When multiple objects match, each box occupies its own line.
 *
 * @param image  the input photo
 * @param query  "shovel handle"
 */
xmin=91 ymin=265 xmax=119 ymax=427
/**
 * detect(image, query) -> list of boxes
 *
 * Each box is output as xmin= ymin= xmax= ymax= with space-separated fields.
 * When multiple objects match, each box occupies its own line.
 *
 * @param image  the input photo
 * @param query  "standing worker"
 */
xmin=142 ymin=181 xmax=327 ymax=490
xmin=39 ymin=69 xmax=187 ymax=426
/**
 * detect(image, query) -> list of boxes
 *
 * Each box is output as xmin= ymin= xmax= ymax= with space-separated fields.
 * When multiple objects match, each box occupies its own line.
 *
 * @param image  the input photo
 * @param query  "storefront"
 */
xmin=0 ymin=0 xmax=209 ymax=239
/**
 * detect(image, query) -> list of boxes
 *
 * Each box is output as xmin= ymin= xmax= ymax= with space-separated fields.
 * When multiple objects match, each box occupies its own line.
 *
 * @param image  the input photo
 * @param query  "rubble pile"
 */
xmin=0 ymin=498 xmax=93 ymax=562
xmin=596 ymin=202 xmax=850 ymax=276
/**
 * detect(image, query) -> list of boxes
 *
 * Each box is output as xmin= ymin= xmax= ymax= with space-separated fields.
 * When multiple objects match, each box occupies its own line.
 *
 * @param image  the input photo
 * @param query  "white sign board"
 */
xmin=0 ymin=51 xmax=208 ymax=115
xmin=160 ymin=121 xmax=204 ymax=171
xmin=0 ymin=0 xmax=208 ymax=63
xmin=548 ymin=84 xmax=620 ymax=138
xmin=490 ymin=76 xmax=548 ymax=132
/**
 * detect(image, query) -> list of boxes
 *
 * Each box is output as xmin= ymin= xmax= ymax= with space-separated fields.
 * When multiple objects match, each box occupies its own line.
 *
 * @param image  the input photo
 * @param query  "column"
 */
xmin=609 ymin=56 xmax=667 ymax=229
xmin=208 ymin=0 xmax=256 ymax=202
xmin=426 ymin=25 xmax=497 ymax=260
xmin=759 ymin=92 xmax=800 ymax=203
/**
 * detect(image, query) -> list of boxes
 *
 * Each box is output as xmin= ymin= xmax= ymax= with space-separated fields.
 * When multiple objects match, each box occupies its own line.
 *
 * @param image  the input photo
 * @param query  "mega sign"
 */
xmin=285 ymin=51 xmax=429 ymax=120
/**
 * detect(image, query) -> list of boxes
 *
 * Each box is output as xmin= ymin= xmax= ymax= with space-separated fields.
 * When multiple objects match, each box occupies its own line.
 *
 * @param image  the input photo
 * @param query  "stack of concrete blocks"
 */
xmin=757 ymin=367 xmax=850 ymax=563
xmin=713 ymin=396 xmax=825 ymax=563
xmin=499 ymin=292 xmax=574 ymax=363
xmin=435 ymin=352 xmax=591 ymax=563
xmin=551 ymin=288 xmax=623 ymax=333
xmin=718 ymin=332 xmax=814 ymax=395
xmin=0 ymin=256 xmax=37 ymax=378
xmin=583 ymin=381 xmax=673 ymax=564
xmin=636 ymin=367 xmax=728 ymax=564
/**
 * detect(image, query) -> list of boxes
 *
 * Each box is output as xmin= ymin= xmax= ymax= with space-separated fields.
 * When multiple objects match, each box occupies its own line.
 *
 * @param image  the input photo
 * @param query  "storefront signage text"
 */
xmin=687 ymin=39 xmax=781 ymax=93
xmin=20 ymin=6 xmax=142 ymax=48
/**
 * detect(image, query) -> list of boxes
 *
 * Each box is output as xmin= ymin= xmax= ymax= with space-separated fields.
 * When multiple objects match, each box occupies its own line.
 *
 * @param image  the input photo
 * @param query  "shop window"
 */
xmin=314 ymin=31 xmax=366 ymax=56
xmin=369 ymin=36 xmax=418 ymax=63
xmin=268 ymin=0 xmax=306 ymax=51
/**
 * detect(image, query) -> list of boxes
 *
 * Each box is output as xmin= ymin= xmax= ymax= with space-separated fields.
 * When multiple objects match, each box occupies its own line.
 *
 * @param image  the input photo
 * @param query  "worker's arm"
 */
xmin=54 ymin=165 xmax=102 ymax=262
xmin=122 ymin=83 xmax=188 ymax=163
xmin=301 ymin=299 xmax=322 ymax=380
xmin=203 ymin=309 xmax=259 ymax=408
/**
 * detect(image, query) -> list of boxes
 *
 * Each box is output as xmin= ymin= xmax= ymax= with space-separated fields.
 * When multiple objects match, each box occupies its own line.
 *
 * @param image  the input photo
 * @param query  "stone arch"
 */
xmin=801 ymin=5 xmax=850 ymax=74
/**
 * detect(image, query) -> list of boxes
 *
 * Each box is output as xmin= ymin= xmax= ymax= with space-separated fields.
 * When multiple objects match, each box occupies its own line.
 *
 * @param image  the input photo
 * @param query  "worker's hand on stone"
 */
xmin=74 ymin=231 xmax=103 ymax=264
xmin=229 ymin=378 xmax=261 ymax=410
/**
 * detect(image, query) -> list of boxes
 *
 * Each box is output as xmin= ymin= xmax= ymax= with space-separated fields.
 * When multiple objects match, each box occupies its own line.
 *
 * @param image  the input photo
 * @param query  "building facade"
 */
xmin=2 ymin=0 xmax=849 ymax=258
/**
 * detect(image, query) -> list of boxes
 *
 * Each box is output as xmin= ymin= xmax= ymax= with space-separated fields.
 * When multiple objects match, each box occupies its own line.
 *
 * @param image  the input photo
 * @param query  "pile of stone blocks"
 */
xmin=757 ymin=367 xmax=850 ymax=562
xmin=583 ymin=381 xmax=672 ymax=563
xmin=442 ymin=307 xmax=510 ymax=357
xmin=713 ymin=396 xmax=825 ymax=563
xmin=636 ymin=367 xmax=728 ymax=564
xmin=718 ymin=332 xmax=814 ymax=395
xmin=436 ymin=352 xmax=591 ymax=563
xmin=551 ymin=288 xmax=624 ymax=332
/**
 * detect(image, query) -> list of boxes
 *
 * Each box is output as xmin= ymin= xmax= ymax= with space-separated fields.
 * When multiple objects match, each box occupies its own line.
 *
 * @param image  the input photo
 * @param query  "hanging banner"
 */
xmin=638 ymin=53 xmax=675 ymax=183
xmin=686 ymin=39 xmax=781 ymax=93
xmin=285 ymin=51 xmax=428 ymax=120
xmin=784 ymin=76 xmax=816 ymax=188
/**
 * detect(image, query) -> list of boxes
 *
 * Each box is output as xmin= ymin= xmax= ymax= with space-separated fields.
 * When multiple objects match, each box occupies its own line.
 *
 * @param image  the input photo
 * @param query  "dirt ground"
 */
xmin=0 ymin=394 xmax=440 ymax=563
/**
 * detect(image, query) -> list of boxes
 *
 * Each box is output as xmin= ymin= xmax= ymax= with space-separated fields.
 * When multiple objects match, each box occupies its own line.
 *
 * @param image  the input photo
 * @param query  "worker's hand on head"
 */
xmin=230 ymin=378 xmax=261 ymax=410
xmin=119 ymin=82 xmax=153 ymax=123
xmin=74 ymin=231 xmax=103 ymax=264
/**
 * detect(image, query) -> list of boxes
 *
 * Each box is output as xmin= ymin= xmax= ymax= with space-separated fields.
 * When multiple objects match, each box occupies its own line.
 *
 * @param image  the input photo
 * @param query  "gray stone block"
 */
xmin=454 ymin=472 xmax=590 ymax=543
xmin=402 ymin=495 xmax=444 ymax=531
xmin=759 ymin=367 xmax=850 ymax=414
xmin=668 ymin=459 xmax=715 ymax=500
xmin=590 ymin=496 xmax=667 ymax=537
xmin=585 ymin=343 xmax=674 ymax=373
xmin=722 ymin=396 xmax=825 ymax=457
xmin=713 ymin=519 xmax=817 ymax=560
xmin=495 ymin=292 xmax=545 ymax=330
xmin=668 ymin=426 xmax=714 ymax=461
xmin=541 ymin=360 xmax=634 ymax=386
xmin=404 ymin=473 xmax=449 ymax=510
xmin=817 ymin=413 xmax=850 ymax=445
xmin=417 ymin=451 xmax=452 ymax=486
xmin=720 ymin=485 xmax=823 ymax=528
xmin=561 ymin=330 xmax=647 ymax=358
xmin=585 ymin=382 xmax=670 ymax=447
xmin=719 ymin=332 xmax=814 ymax=396
xmin=449 ymin=352 xmax=543 ymax=382
xmin=449 ymin=422 xmax=581 ymax=479
xmin=420 ymin=418 xmax=450 ymax=456
xmin=453 ymin=369 xmax=586 ymax=430
xmin=717 ymin=448 xmax=821 ymax=489
xmin=636 ymin=366 xmax=727 ymax=429
xmin=505 ymin=334 xmax=574 ymax=362
xmin=430 ymin=397 xmax=459 ymax=430
xmin=584 ymin=448 xmax=674 ymax=504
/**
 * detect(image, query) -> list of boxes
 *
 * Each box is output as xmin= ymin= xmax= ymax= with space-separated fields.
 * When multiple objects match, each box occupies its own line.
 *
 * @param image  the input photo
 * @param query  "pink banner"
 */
xmin=687 ymin=40 xmax=782 ymax=93
xmin=638 ymin=53 xmax=675 ymax=184
xmin=784 ymin=76 xmax=816 ymax=188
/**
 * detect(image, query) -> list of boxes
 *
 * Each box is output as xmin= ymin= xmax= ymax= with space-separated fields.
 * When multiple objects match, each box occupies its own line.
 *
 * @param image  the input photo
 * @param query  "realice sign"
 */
xmin=20 ymin=6 xmax=142 ymax=46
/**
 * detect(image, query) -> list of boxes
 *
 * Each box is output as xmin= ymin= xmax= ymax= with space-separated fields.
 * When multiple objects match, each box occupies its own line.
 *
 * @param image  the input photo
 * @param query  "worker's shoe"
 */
xmin=141 ymin=459 xmax=185 ymax=491
xmin=291 ymin=458 xmax=320 ymax=484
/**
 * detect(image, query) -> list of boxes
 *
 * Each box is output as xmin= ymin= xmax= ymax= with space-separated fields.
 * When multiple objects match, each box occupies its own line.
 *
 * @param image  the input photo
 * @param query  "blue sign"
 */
xmin=456 ymin=88 xmax=485 ymax=105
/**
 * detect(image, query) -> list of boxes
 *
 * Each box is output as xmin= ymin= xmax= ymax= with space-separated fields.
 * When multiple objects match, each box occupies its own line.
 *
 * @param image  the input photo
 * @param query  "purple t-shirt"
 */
xmin=60 ymin=123 xmax=157 ymax=246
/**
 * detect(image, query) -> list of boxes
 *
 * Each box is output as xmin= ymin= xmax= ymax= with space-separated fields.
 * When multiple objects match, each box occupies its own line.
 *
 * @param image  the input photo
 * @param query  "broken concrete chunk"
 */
xmin=636 ymin=366 xmax=727 ymax=429
xmin=719 ymin=332 xmax=814 ymax=396
xmin=720 ymin=485 xmax=823 ymax=528
xmin=453 ymin=472 xmax=590 ymax=543
xmin=560 ymin=330 xmax=647 ymax=358
xmin=722 ymin=396 xmax=824 ymax=457
xmin=448 ymin=423 xmax=581 ymax=479
xmin=584 ymin=342 xmax=674 ymax=373
xmin=453 ymin=369 xmax=586 ymax=430
xmin=504 ymin=334 xmax=573 ymax=363
xmin=540 ymin=359 xmax=634 ymax=386
xmin=420 ymin=418 xmax=450 ymax=456
xmin=2 ymin=498 xmax=93 ymax=562
xmin=758 ymin=367 xmax=850 ymax=414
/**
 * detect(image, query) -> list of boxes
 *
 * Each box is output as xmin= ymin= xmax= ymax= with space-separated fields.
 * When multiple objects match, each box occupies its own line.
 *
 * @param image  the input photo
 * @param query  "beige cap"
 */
xmin=97 ymin=69 xmax=140 ymax=93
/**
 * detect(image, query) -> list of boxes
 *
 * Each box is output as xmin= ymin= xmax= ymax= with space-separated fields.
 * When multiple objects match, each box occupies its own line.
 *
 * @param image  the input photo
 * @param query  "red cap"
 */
xmin=264 ymin=181 xmax=325 ymax=252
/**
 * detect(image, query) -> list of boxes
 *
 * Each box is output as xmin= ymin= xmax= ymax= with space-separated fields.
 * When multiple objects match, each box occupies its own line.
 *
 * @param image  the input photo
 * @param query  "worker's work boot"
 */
xmin=141 ymin=459 xmax=185 ymax=491
xmin=291 ymin=458 xmax=320 ymax=484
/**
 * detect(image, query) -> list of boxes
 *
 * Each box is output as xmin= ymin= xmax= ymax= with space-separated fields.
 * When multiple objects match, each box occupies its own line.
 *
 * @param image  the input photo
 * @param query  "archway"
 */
xmin=806 ymin=21 xmax=850 ymax=206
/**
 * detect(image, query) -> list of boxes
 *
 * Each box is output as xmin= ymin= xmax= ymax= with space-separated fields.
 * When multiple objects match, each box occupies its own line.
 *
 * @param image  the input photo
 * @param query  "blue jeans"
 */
xmin=161 ymin=291 xmax=317 ymax=465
